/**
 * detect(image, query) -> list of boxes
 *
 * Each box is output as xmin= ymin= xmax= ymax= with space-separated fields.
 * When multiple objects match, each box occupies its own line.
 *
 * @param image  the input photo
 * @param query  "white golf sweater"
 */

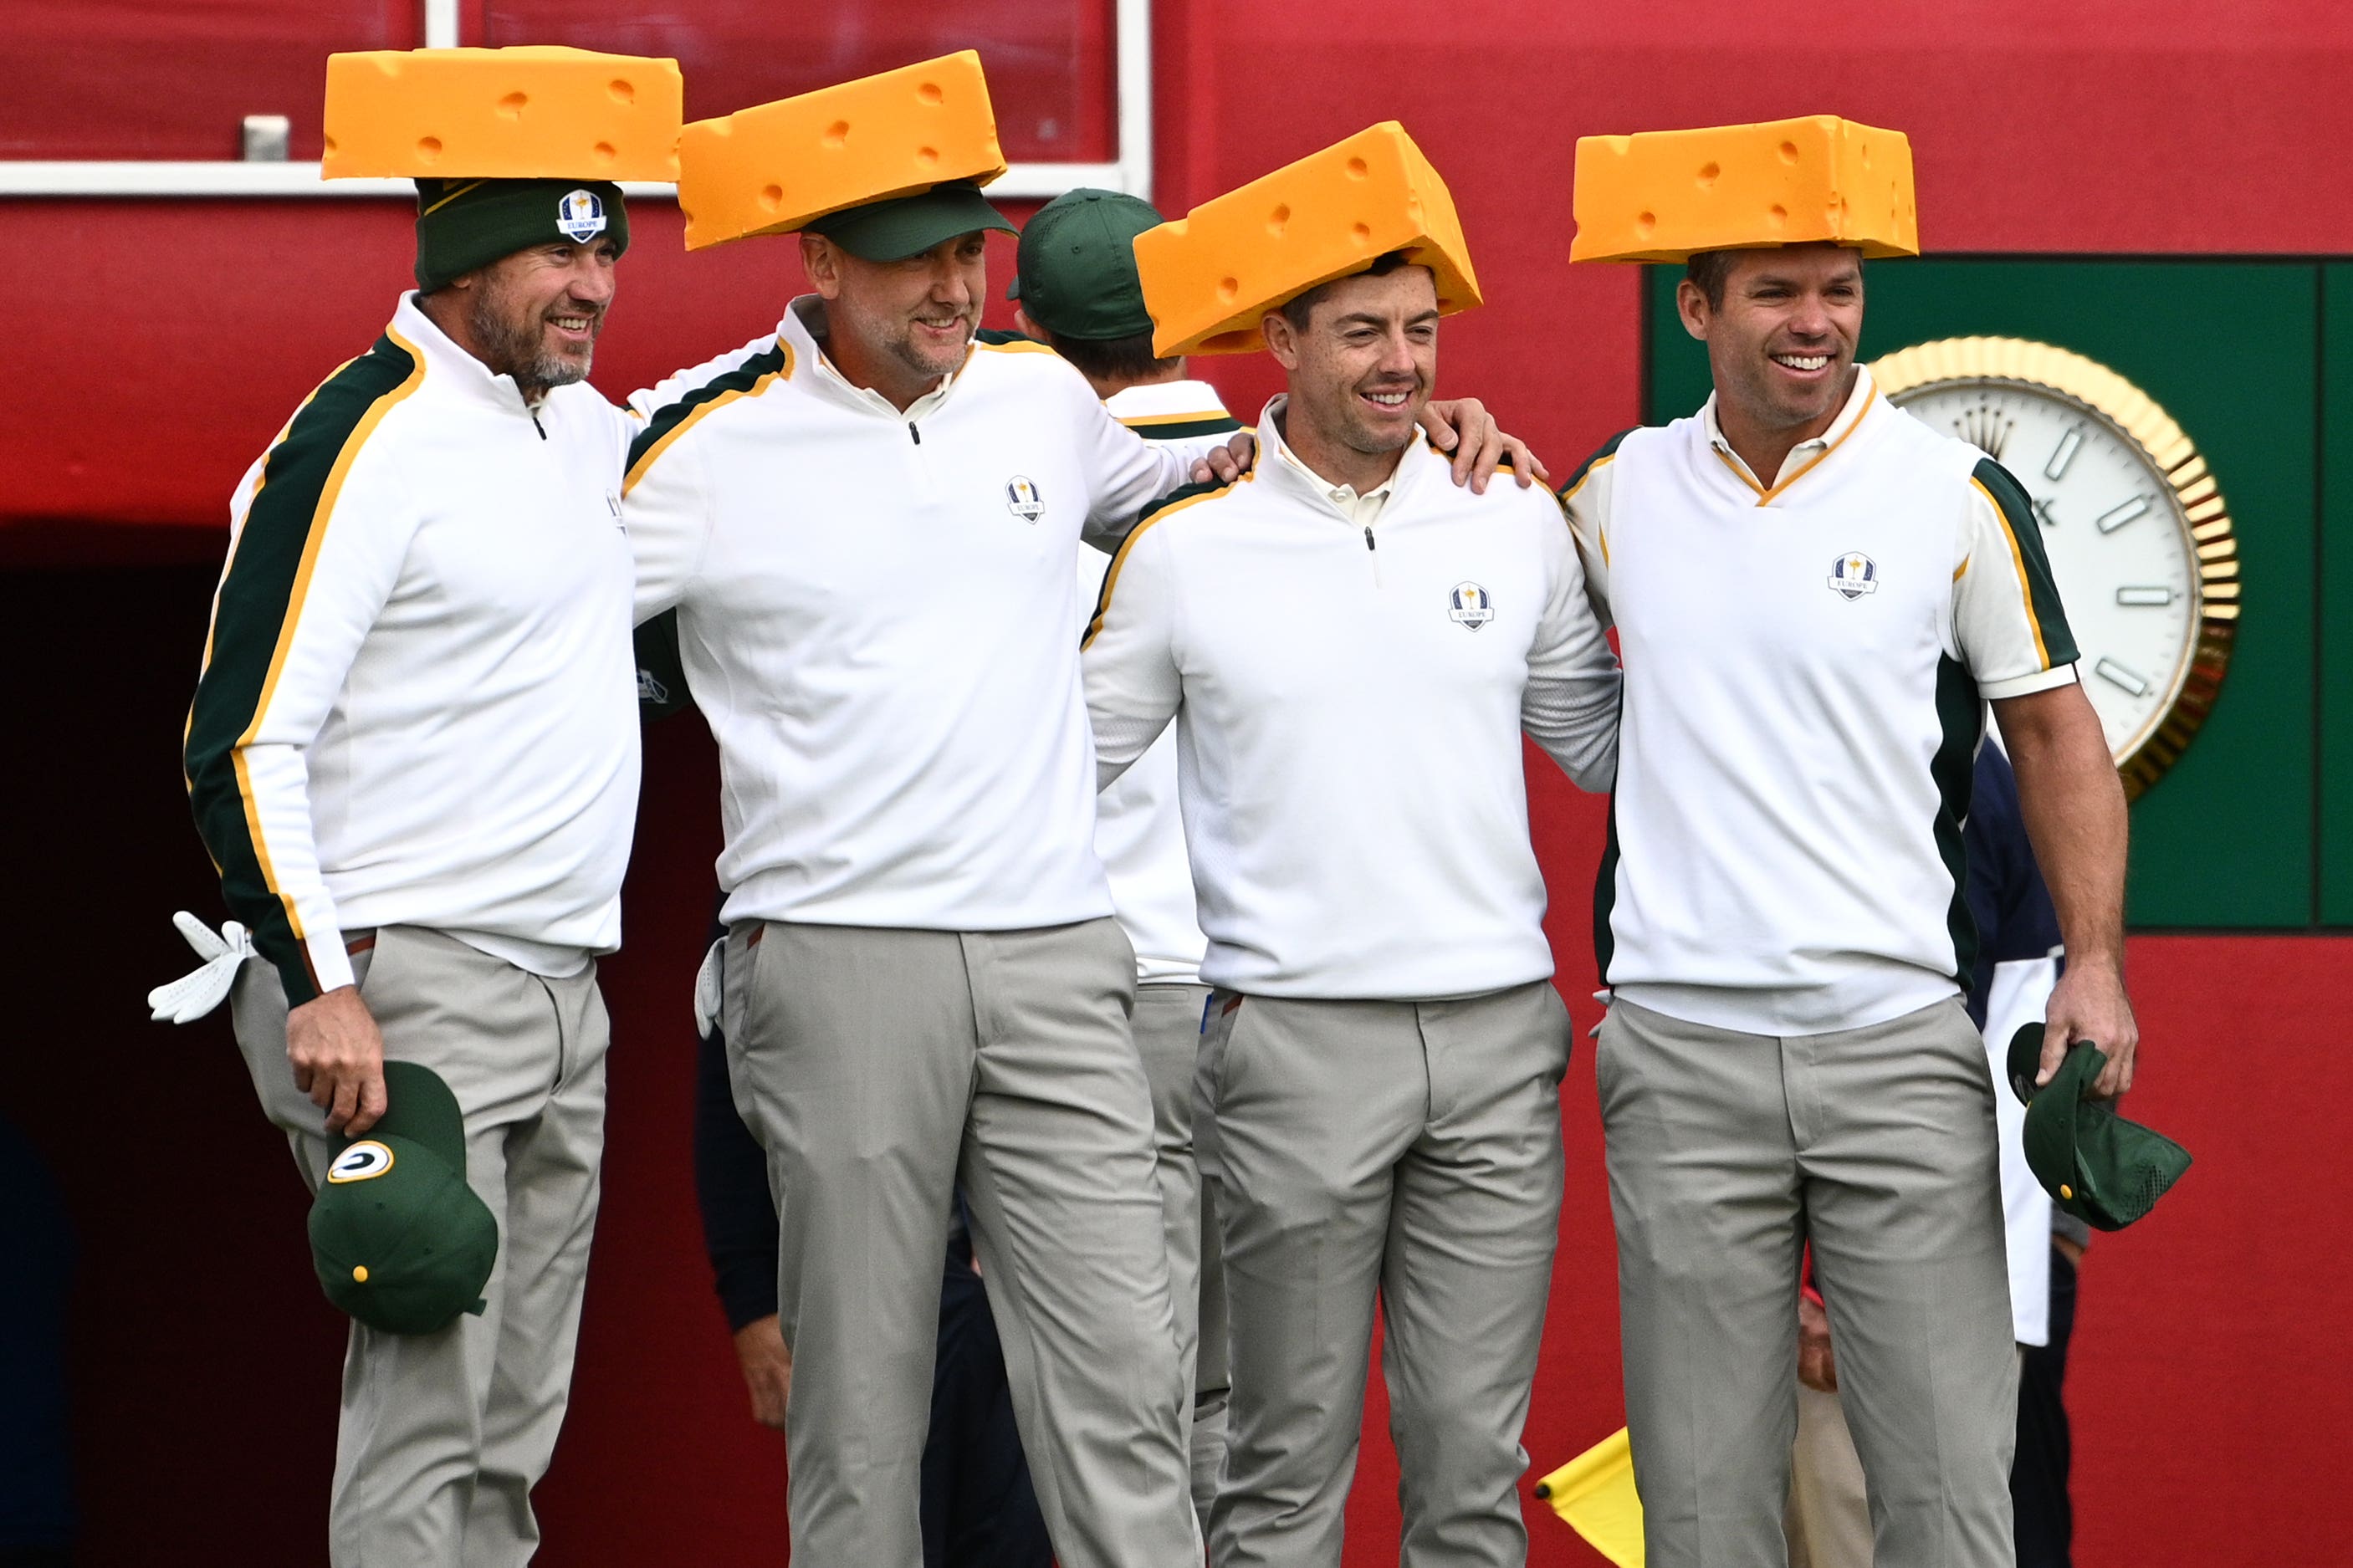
xmin=1083 ymin=399 xmax=1622 ymax=999
xmin=185 ymin=294 xmax=642 ymax=1003
xmin=623 ymin=299 xmax=1195 ymax=932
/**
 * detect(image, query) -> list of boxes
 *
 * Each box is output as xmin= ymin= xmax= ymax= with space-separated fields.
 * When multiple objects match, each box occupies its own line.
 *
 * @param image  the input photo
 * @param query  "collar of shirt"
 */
xmin=1701 ymin=363 xmax=1879 ymax=493
xmin=395 ymin=291 xmax=552 ymax=420
xmin=1255 ymin=394 xmax=1410 ymax=529
xmin=782 ymin=294 xmax=964 ymax=422
xmin=1102 ymin=378 xmax=1234 ymax=422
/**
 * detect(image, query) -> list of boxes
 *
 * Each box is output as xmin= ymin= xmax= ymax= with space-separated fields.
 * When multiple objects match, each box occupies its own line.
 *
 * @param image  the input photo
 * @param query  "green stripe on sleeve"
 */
xmin=1972 ymin=457 xmax=2080 ymax=667
xmin=184 ymin=335 xmax=418 ymax=1003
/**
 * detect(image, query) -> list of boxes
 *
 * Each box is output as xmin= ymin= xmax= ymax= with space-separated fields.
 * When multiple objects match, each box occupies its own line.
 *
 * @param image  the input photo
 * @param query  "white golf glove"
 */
xmin=693 ymin=937 xmax=724 ymax=1041
xmin=147 ymin=911 xmax=256 ymax=1023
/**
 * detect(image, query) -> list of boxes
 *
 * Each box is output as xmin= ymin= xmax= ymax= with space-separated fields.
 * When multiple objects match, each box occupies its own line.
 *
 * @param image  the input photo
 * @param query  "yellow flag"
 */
xmin=1534 ymin=1428 xmax=1644 ymax=1567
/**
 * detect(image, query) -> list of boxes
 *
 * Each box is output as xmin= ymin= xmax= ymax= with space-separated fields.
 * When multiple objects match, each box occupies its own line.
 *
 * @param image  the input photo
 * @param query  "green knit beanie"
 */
xmin=413 ymin=177 xmax=630 ymax=293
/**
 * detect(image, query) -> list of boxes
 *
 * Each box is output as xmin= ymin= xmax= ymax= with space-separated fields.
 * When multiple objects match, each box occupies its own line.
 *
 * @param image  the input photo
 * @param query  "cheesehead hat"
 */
xmin=1132 ymin=121 xmax=1481 ymax=358
xmin=1570 ymin=115 xmax=1917 ymax=263
xmin=323 ymin=48 xmax=683 ymax=292
xmin=2006 ymin=1025 xmax=2192 ymax=1232
xmin=677 ymin=51 xmax=1010 ymax=254
xmin=308 ymin=1060 xmax=499 ymax=1335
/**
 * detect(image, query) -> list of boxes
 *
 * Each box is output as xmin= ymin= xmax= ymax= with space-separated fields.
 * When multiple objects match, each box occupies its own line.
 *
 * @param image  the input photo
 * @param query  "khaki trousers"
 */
xmin=1133 ymin=981 xmax=1225 ymax=1530
xmin=722 ymin=917 xmax=1198 ymax=1568
xmin=1197 ymin=981 xmax=1573 ymax=1568
xmin=231 ymin=926 xmax=609 ymax=1568
xmin=1597 ymin=996 xmax=2017 ymax=1568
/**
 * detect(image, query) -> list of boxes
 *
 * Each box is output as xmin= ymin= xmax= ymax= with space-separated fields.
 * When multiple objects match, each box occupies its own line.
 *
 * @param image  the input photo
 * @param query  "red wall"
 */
xmin=8 ymin=3 xmax=2351 ymax=1562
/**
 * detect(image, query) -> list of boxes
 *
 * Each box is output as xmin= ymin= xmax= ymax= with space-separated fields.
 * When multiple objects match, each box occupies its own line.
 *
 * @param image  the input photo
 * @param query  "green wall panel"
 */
xmin=1642 ymin=261 xmax=2318 ymax=928
xmin=2323 ymin=266 xmax=2353 ymax=925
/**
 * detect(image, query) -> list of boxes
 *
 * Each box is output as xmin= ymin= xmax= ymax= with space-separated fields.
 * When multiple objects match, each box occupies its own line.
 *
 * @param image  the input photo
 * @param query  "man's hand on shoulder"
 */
xmin=287 ymin=984 xmax=387 ymax=1136
xmin=2039 ymin=958 xmax=2139 ymax=1101
xmin=1419 ymin=399 xmax=1547 ymax=493
xmin=1192 ymin=430 xmax=1257 ymax=486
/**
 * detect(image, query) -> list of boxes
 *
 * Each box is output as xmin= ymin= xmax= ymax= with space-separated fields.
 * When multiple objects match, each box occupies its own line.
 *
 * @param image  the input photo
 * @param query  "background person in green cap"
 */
xmin=1012 ymin=185 xmax=1244 ymax=1528
xmin=183 ymin=159 xmax=650 ymax=1568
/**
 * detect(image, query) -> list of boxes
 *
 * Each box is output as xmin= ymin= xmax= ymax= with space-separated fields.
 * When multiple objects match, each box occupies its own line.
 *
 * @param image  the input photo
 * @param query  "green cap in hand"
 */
xmin=2007 ymin=1025 xmax=2192 ymax=1232
xmin=309 ymin=1060 xmax=498 ymax=1335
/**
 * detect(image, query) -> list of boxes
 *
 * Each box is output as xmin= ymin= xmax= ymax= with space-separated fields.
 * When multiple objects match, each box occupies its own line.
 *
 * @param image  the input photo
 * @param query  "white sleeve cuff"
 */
xmin=1979 ymin=661 xmax=2079 ymax=701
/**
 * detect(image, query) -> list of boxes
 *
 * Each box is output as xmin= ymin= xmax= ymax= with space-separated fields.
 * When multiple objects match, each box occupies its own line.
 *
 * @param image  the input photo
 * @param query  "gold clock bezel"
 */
xmin=1869 ymin=335 xmax=2238 ymax=800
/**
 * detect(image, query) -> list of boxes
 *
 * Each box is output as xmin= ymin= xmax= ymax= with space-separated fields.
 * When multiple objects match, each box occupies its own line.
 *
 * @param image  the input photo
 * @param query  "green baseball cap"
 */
xmin=308 ymin=1060 xmax=498 ymax=1335
xmin=2006 ymin=1025 xmax=2192 ymax=1232
xmin=1007 ymin=187 xmax=1164 ymax=340
xmin=804 ymin=181 xmax=1015 ymax=263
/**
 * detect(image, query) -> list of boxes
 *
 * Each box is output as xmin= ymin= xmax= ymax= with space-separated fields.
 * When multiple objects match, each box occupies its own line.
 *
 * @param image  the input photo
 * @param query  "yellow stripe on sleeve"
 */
xmin=1968 ymin=475 xmax=2051 ymax=668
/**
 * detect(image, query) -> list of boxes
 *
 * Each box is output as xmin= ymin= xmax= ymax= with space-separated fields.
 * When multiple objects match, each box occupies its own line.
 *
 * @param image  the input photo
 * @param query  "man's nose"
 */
xmin=569 ymin=255 xmax=616 ymax=306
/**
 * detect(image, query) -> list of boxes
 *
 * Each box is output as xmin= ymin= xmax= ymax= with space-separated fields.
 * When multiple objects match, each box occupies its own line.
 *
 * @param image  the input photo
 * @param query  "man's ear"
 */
xmin=1262 ymin=310 xmax=1301 ymax=371
xmin=1675 ymin=277 xmax=1711 ymax=343
xmin=801 ymin=233 xmax=843 ymax=300
xmin=1013 ymin=304 xmax=1041 ymax=340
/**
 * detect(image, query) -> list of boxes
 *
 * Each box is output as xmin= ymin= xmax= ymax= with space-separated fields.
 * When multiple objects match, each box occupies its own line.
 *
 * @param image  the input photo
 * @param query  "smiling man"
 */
xmin=1093 ymin=131 xmax=1621 ymax=1567
xmin=1562 ymin=121 xmax=2135 ymax=1567
xmin=182 ymin=49 xmax=676 ymax=1566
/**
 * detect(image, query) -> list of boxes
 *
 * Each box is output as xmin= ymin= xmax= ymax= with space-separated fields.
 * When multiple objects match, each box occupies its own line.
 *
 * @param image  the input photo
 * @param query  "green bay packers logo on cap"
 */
xmin=557 ymin=188 xmax=608 ymax=243
xmin=327 ymin=1140 xmax=396 ymax=1184
xmin=1448 ymin=581 xmax=1495 ymax=630
xmin=1827 ymin=551 xmax=1880 ymax=600
xmin=1005 ymin=476 xmax=1045 ymax=522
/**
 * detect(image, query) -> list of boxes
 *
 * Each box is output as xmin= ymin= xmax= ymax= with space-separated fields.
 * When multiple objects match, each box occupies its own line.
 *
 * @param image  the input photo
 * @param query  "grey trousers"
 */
xmin=1133 ymin=981 xmax=1225 ymax=1529
xmin=1197 ymin=981 xmax=1573 ymax=1568
xmin=1596 ymin=996 xmax=2017 ymax=1568
xmin=231 ymin=926 xmax=609 ymax=1568
xmin=722 ymin=917 xmax=1198 ymax=1568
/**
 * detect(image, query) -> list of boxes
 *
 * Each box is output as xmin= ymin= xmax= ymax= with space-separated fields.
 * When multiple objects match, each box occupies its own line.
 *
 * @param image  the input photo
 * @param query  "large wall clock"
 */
xmin=1870 ymin=336 xmax=2239 ymax=799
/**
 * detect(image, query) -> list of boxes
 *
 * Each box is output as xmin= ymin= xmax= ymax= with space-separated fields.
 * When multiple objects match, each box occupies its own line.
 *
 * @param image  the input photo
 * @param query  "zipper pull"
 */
xmin=531 ymin=409 xmax=547 ymax=441
xmin=908 ymin=422 xmax=922 ymax=445
xmin=1363 ymin=527 xmax=1376 ymax=551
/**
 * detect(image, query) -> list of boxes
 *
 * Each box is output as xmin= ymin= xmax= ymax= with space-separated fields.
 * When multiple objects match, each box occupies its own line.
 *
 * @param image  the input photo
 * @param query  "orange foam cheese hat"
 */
xmin=675 ymin=51 xmax=1007 ymax=251
xmin=1570 ymin=115 xmax=1917 ymax=263
xmin=1133 ymin=122 xmax=1481 ymax=358
xmin=323 ymin=47 xmax=683 ymax=181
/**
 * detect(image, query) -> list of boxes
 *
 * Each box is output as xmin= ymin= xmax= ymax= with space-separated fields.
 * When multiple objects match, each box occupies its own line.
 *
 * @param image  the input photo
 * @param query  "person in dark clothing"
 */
xmin=0 ymin=1115 xmax=74 ymax=1567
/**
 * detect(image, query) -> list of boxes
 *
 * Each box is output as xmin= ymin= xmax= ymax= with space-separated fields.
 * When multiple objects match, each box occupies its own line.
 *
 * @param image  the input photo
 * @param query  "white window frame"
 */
xmin=0 ymin=0 xmax=1151 ymax=201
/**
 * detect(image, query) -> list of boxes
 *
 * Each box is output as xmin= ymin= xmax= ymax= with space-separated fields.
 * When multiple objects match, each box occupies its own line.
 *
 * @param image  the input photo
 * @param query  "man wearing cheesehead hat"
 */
xmin=1092 ymin=125 xmax=1624 ymax=1566
xmin=182 ymin=46 xmax=680 ymax=1563
xmin=1009 ymin=185 xmax=1245 ymax=1528
xmin=1558 ymin=119 xmax=2140 ymax=1566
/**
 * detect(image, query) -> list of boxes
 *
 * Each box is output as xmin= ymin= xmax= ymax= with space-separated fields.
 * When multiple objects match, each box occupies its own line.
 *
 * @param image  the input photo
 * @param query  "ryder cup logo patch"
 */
xmin=1005 ymin=476 xmax=1046 ymax=522
xmin=1827 ymin=552 xmax=1880 ymax=600
xmin=1448 ymin=581 xmax=1496 ymax=630
xmin=556 ymin=188 xmax=608 ymax=243
xmin=326 ymin=1141 xmax=396 ymax=1184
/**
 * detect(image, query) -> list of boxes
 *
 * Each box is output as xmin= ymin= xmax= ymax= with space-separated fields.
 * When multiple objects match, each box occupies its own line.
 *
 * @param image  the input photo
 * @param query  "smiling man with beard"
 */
xmin=1087 ymin=128 xmax=1622 ymax=1567
xmin=182 ymin=49 xmax=675 ymax=1565
xmin=1561 ymin=120 xmax=2132 ymax=1568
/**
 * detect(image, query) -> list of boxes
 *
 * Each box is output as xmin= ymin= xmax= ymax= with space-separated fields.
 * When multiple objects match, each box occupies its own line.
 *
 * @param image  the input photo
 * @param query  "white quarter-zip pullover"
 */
xmin=186 ymin=294 xmax=642 ymax=1002
xmin=1083 ymin=397 xmax=1621 ymax=1000
xmin=623 ymin=299 xmax=1196 ymax=932
xmin=1563 ymin=367 xmax=2081 ymax=1035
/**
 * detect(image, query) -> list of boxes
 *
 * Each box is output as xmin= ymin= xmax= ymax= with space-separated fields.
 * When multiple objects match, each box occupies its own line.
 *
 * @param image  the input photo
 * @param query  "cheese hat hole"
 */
xmin=758 ymin=183 xmax=784 ymax=212
xmin=1696 ymin=161 xmax=1719 ymax=188
xmin=1267 ymin=202 xmax=1290 ymax=236
xmin=918 ymin=81 xmax=944 ymax=105
xmin=822 ymin=120 xmax=851 ymax=148
xmin=592 ymin=141 xmax=616 ymax=166
xmin=499 ymin=91 xmax=528 ymax=121
xmin=1634 ymin=210 xmax=1656 ymax=237
xmin=323 ymin=135 xmax=338 ymax=155
xmin=1216 ymin=276 xmax=1239 ymax=303
xmin=1778 ymin=140 xmax=1799 ymax=163
xmin=1825 ymin=195 xmax=1844 ymax=222
xmin=1344 ymin=156 xmax=1369 ymax=179
xmin=351 ymin=1264 xmax=370 ymax=1283
xmin=1768 ymin=203 xmax=1788 ymax=229
xmin=416 ymin=135 xmax=442 ymax=161
xmin=1351 ymin=221 xmax=1373 ymax=244
xmin=608 ymin=78 xmax=635 ymax=105
xmin=917 ymin=146 xmax=940 ymax=167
